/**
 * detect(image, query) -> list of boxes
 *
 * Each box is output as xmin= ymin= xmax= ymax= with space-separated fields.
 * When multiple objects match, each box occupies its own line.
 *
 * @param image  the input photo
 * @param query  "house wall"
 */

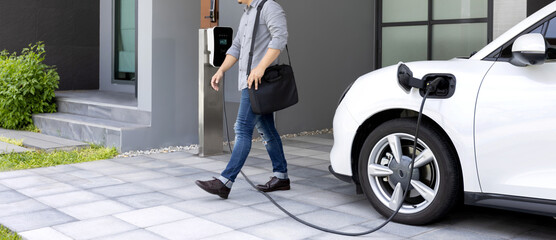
xmin=0 ymin=0 xmax=100 ymax=90
xmin=123 ymin=0 xmax=201 ymax=149
xmin=219 ymin=0 xmax=376 ymax=139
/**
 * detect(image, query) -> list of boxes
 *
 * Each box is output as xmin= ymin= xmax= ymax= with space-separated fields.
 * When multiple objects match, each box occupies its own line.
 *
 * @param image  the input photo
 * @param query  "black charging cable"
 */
xmin=222 ymin=74 xmax=442 ymax=236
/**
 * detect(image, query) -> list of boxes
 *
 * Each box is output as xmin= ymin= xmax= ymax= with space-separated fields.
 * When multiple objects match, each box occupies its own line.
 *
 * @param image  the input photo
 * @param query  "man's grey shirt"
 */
xmin=226 ymin=0 xmax=288 ymax=91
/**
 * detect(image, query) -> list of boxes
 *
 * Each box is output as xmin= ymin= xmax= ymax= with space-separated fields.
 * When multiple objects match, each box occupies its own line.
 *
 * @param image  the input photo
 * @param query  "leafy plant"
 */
xmin=0 ymin=42 xmax=59 ymax=129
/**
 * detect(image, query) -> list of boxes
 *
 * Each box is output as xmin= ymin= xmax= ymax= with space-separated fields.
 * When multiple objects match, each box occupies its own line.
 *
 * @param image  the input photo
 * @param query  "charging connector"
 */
xmin=420 ymin=74 xmax=456 ymax=99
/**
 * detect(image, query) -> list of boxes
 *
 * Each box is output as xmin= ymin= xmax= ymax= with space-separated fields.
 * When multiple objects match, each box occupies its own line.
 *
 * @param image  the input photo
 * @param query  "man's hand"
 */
xmin=211 ymin=70 xmax=224 ymax=91
xmin=248 ymin=66 xmax=265 ymax=90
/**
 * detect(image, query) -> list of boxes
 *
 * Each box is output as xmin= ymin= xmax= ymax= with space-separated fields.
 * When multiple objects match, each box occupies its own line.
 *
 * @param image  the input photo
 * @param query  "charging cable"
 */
xmin=222 ymin=75 xmax=441 ymax=236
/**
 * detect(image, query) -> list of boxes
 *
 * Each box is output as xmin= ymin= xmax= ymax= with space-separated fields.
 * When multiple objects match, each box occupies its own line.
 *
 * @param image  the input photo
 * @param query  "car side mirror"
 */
xmin=510 ymin=33 xmax=547 ymax=67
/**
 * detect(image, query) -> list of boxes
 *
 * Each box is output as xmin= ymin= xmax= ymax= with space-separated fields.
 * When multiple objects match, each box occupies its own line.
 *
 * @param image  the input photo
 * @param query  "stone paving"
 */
xmin=0 ymin=134 xmax=555 ymax=239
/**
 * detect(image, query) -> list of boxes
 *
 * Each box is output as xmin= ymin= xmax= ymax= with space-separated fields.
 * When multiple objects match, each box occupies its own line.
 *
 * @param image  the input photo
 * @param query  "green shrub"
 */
xmin=0 ymin=42 xmax=59 ymax=129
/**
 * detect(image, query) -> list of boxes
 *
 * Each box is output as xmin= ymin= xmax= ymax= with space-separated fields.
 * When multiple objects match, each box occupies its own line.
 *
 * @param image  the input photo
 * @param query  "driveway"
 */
xmin=0 ymin=134 xmax=554 ymax=239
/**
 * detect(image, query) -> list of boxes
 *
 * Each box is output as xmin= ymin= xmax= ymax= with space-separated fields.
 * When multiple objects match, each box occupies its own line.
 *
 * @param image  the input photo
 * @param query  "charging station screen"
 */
xmin=219 ymin=39 xmax=227 ymax=45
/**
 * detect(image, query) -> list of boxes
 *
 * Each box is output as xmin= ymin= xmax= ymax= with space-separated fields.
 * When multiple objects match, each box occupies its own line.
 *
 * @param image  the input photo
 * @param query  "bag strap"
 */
xmin=247 ymin=0 xmax=292 ymax=76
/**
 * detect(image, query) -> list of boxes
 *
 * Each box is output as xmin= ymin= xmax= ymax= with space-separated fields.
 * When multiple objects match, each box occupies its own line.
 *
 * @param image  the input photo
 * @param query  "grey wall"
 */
xmin=219 ymin=0 xmax=375 ymax=138
xmin=127 ymin=0 xmax=201 ymax=148
xmin=0 ymin=0 xmax=100 ymax=90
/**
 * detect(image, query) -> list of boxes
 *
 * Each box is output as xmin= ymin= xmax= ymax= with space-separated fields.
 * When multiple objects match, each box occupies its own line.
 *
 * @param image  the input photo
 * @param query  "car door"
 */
xmin=475 ymin=15 xmax=556 ymax=200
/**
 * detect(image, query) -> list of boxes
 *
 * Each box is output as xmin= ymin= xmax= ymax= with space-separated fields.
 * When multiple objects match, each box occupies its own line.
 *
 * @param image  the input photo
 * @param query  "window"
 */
xmin=378 ymin=0 xmax=492 ymax=68
xmin=114 ymin=0 xmax=136 ymax=82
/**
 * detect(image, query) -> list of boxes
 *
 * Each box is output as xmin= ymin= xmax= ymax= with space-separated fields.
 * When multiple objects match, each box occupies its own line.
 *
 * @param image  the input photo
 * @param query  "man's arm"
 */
xmin=211 ymin=54 xmax=238 ymax=91
xmin=247 ymin=48 xmax=280 ymax=90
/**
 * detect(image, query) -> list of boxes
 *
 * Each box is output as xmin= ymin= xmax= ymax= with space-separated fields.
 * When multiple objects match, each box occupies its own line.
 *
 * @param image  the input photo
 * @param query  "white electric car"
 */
xmin=330 ymin=2 xmax=556 ymax=225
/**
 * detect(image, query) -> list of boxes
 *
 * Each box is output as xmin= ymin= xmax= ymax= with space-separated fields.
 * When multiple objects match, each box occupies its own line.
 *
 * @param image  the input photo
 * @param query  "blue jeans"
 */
xmin=220 ymin=89 xmax=288 ymax=184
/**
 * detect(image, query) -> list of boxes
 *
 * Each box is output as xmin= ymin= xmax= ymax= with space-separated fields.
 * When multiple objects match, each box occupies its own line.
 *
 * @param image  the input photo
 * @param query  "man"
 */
xmin=195 ymin=0 xmax=290 ymax=199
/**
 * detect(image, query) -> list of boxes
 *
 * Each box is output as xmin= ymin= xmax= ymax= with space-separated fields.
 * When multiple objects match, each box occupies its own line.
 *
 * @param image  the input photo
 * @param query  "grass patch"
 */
xmin=0 ymin=137 xmax=23 ymax=147
xmin=0 ymin=144 xmax=118 ymax=171
xmin=0 ymin=225 xmax=22 ymax=240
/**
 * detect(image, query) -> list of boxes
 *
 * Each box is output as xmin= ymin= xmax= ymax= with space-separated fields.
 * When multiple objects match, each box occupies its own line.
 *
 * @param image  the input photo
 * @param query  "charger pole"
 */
xmin=198 ymin=0 xmax=223 ymax=157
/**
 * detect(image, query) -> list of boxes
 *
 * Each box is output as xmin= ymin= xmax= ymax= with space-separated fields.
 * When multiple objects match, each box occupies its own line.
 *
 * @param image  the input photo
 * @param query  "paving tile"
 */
xmin=241 ymin=217 xmax=322 ymax=240
xmin=203 ymin=206 xmax=282 ymax=229
xmin=71 ymin=176 xmax=126 ymax=189
xmin=155 ymin=166 xmax=205 ymax=177
xmin=287 ymin=166 xmax=329 ymax=179
xmin=115 ymin=206 xmax=193 ymax=228
xmin=201 ymin=230 xmax=263 ymax=240
xmin=225 ymin=188 xmax=272 ymax=207
xmin=146 ymin=151 xmax=195 ymax=160
xmin=0 ymin=190 xmax=29 ymax=204
xmin=36 ymin=190 xmax=106 ymax=208
xmin=287 ymin=157 xmax=329 ymax=167
xmin=115 ymin=192 xmax=181 ymax=209
xmin=110 ymin=155 xmax=158 ymax=165
xmin=137 ymin=176 xmax=190 ymax=191
xmin=310 ymin=225 xmax=404 ymax=240
xmin=66 ymin=170 xmax=105 ymax=179
xmin=0 ymin=183 xmax=9 ymax=191
xmin=147 ymin=217 xmax=233 ymax=240
xmin=0 ymin=199 xmax=51 ymax=218
xmin=0 ymin=209 xmax=76 ymax=232
xmin=131 ymin=159 xmax=182 ymax=170
xmin=373 ymin=220 xmax=440 ymax=238
xmin=160 ymin=185 xmax=212 ymax=201
xmin=295 ymin=209 xmax=367 ymax=230
xmin=330 ymin=199 xmax=383 ymax=220
xmin=54 ymin=216 xmax=138 ymax=240
xmin=164 ymin=156 xmax=209 ymax=165
xmin=90 ymin=183 xmax=153 ymax=198
xmin=0 ymin=141 xmax=30 ymax=153
xmin=0 ymin=175 xmax=58 ymax=189
xmin=291 ymin=190 xmax=358 ymax=208
xmin=91 ymin=164 xmax=144 ymax=176
xmin=311 ymin=153 xmax=331 ymax=161
xmin=20 ymin=227 xmax=73 ymax=240
xmin=190 ymin=161 xmax=229 ymax=172
xmin=72 ymin=160 xmax=126 ymax=170
xmin=28 ymin=165 xmax=81 ymax=175
xmin=294 ymin=175 xmax=352 ymax=190
xmin=411 ymin=226 xmax=506 ymax=240
xmin=93 ymin=229 xmax=167 ymax=240
xmin=171 ymin=198 xmax=242 ymax=216
xmin=251 ymin=197 xmax=322 ymax=216
xmin=59 ymin=200 xmax=134 ymax=220
xmin=111 ymin=170 xmax=168 ymax=182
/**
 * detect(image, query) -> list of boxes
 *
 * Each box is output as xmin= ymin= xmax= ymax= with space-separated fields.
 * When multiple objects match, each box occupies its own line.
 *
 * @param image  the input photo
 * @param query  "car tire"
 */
xmin=358 ymin=118 xmax=462 ymax=225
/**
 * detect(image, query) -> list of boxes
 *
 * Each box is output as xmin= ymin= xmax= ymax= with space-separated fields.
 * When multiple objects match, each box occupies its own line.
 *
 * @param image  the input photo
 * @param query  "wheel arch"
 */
xmin=350 ymin=109 xmax=463 ymax=190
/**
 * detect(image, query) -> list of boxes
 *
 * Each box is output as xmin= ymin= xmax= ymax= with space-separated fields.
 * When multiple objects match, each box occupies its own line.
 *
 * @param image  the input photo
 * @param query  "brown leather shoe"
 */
xmin=195 ymin=178 xmax=231 ymax=199
xmin=256 ymin=176 xmax=290 ymax=192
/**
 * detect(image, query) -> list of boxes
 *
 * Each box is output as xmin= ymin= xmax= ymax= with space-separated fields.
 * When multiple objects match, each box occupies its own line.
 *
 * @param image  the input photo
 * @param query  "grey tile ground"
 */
xmin=1 ymin=134 xmax=555 ymax=240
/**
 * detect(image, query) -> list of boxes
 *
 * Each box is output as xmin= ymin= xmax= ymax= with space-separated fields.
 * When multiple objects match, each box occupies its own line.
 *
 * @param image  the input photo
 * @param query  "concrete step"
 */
xmin=33 ymin=113 xmax=150 ymax=150
xmin=56 ymin=97 xmax=151 ymax=125
xmin=0 ymin=128 xmax=88 ymax=152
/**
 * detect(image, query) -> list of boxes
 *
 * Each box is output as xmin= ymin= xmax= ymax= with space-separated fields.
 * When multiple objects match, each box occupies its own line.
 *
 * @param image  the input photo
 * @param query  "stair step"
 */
xmin=33 ymin=113 xmax=150 ymax=150
xmin=56 ymin=97 xmax=151 ymax=125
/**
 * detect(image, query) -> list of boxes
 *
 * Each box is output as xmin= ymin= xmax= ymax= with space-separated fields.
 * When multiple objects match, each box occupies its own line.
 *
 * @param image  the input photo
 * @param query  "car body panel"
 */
xmin=331 ymin=60 xmax=494 ymax=193
xmin=475 ymin=60 xmax=556 ymax=200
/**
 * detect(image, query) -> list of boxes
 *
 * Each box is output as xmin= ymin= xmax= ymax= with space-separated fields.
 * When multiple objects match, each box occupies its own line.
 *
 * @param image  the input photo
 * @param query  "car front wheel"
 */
xmin=358 ymin=118 xmax=462 ymax=225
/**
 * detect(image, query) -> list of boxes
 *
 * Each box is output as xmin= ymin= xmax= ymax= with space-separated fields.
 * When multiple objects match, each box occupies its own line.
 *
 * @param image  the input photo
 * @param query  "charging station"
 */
xmin=198 ymin=0 xmax=233 ymax=156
